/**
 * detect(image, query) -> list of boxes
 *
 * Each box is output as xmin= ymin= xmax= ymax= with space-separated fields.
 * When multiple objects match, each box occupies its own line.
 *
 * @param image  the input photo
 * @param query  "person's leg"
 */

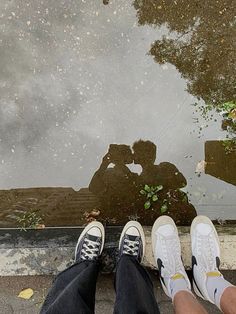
xmin=151 ymin=216 xmax=207 ymax=314
xmin=220 ymin=286 xmax=236 ymax=314
xmin=173 ymin=291 xmax=208 ymax=314
xmin=40 ymin=221 xmax=105 ymax=314
xmin=114 ymin=221 xmax=160 ymax=314
xmin=191 ymin=215 xmax=235 ymax=312
xmin=41 ymin=261 xmax=100 ymax=314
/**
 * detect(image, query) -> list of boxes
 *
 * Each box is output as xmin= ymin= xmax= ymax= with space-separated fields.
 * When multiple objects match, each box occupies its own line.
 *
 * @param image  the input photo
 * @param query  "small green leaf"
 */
xmin=140 ymin=190 xmax=146 ymax=195
xmin=144 ymin=201 xmax=151 ymax=209
xmin=147 ymin=192 xmax=153 ymax=198
xmin=153 ymin=185 xmax=163 ymax=192
xmin=160 ymin=204 xmax=168 ymax=213
xmin=156 ymin=185 xmax=163 ymax=191
xmin=144 ymin=185 xmax=151 ymax=192
xmin=152 ymin=195 xmax=158 ymax=202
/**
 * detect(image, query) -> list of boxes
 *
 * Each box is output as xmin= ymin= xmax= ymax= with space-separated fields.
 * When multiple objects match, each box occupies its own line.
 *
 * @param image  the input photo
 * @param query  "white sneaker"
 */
xmin=152 ymin=216 xmax=191 ymax=298
xmin=191 ymin=215 xmax=222 ymax=303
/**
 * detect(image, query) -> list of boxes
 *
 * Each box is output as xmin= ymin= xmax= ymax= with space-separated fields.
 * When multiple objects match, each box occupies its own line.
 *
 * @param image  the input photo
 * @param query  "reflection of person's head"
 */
xmin=132 ymin=140 xmax=156 ymax=166
xmin=108 ymin=144 xmax=133 ymax=166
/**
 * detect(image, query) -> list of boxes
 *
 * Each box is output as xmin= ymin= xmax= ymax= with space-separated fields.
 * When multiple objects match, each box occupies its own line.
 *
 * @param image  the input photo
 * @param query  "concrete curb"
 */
xmin=0 ymin=225 xmax=236 ymax=276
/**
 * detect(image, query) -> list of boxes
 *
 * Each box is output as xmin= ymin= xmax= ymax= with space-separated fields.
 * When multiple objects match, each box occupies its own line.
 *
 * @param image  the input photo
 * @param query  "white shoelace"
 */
xmin=160 ymin=235 xmax=183 ymax=277
xmin=123 ymin=238 xmax=139 ymax=256
xmin=196 ymin=233 xmax=217 ymax=272
xmin=81 ymin=238 xmax=100 ymax=260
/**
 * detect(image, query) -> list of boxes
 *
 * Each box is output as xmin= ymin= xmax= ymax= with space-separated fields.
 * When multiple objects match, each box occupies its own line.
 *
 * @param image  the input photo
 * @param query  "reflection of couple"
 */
xmin=89 ymin=140 xmax=196 ymax=223
xmin=89 ymin=143 xmax=137 ymax=212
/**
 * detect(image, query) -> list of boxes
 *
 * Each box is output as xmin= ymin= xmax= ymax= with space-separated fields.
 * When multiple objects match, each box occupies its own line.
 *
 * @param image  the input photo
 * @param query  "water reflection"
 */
xmin=0 ymin=140 xmax=196 ymax=227
xmin=89 ymin=140 xmax=196 ymax=225
xmin=0 ymin=0 xmax=235 ymax=227
xmin=205 ymin=141 xmax=236 ymax=186
xmin=133 ymin=0 xmax=236 ymax=105
xmin=90 ymin=144 xmax=137 ymax=213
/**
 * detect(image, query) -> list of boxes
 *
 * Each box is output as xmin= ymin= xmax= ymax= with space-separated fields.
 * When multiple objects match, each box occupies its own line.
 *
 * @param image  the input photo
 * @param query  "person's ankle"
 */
xmin=168 ymin=276 xmax=193 ymax=301
xmin=220 ymin=285 xmax=236 ymax=312
xmin=173 ymin=289 xmax=195 ymax=302
xmin=206 ymin=276 xmax=233 ymax=309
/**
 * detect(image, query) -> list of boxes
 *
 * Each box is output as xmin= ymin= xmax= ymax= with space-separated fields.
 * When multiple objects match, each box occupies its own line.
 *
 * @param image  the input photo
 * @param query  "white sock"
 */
xmin=168 ymin=276 xmax=193 ymax=301
xmin=206 ymin=275 xmax=233 ymax=309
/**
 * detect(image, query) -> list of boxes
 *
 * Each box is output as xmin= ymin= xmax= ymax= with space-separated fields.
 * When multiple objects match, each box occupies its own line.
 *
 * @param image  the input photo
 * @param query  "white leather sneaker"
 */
xmin=191 ymin=215 xmax=222 ymax=303
xmin=152 ymin=216 xmax=191 ymax=298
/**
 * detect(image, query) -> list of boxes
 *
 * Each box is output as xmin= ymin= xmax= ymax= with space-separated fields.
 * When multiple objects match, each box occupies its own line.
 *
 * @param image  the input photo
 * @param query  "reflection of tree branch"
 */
xmin=176 ymin=28 xmax=193 ymax=41
xmin=134 ymin=0 xmax=235 ymax=107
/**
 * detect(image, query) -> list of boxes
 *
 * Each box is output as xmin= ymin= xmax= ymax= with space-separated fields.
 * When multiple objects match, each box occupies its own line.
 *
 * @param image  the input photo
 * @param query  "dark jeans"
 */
xmin=40 ymin=255 xmax=160 ymax=314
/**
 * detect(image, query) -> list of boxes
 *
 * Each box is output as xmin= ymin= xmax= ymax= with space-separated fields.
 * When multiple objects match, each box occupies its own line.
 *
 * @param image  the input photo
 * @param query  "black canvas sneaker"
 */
xmin=119 ymin=221 xmax=145 ymax=263
xmin=75 ymin=221 xmax=105 ymax=262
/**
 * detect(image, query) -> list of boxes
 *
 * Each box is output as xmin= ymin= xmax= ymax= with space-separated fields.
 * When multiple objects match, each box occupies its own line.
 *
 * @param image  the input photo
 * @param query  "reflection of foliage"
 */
xmin=222 ymin=139 xmax=236 ymax=154
xmin=219 ymin=101 xmax=236 ymax=117
xmin=140 ymin=184 xmax=165 ymax=212
xmin=220 ymin=101 xmax=236 ymax=137
xmin=16 ymin=210 xmax=43 ymax=231
xmin=195 ymin=100 xmax=236 ymax=152
xmin=133 ymin=0 xmax=236 ymax=106
xmin=196 ymin=100 xmax=236 ymax=124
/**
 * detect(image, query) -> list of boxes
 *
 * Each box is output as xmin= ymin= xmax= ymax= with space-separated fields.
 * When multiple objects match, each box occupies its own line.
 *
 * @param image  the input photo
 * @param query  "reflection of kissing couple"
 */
xmin=89 ymin=140 xmax=196 ymax=225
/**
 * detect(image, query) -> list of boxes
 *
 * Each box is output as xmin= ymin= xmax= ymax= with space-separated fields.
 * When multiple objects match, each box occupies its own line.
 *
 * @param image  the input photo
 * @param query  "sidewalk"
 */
xmin=0 ymin=271 xmax=235 ymax=314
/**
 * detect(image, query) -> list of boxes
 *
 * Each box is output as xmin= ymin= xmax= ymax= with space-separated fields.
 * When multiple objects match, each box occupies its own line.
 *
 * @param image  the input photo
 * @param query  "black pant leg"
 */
xmin=40 ymin=261 xmax=99 ymax=314
xmin=114 ymin=255 xmax=160 ymax=314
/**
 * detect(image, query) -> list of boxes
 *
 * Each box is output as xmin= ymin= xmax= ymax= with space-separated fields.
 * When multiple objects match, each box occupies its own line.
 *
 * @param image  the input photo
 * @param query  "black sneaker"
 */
xmin=75 ymin=221 xmax=105 ymax=262
xmin=119 ymin=221 xmax=145 ymax=263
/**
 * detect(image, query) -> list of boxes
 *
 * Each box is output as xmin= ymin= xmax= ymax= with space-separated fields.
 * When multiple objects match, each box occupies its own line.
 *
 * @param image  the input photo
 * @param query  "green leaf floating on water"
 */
xmin=155 ymin=185 xmax=163 ymax=192
xmin=152 ymin=195 xmax=158 ymax=202
xmin=144 ymin=200 xmax=151 ymax=209
xmin=144 ymin=184 xmax=151 ymax=192
xmin=161 ymin=204 xmax=168 ymax=213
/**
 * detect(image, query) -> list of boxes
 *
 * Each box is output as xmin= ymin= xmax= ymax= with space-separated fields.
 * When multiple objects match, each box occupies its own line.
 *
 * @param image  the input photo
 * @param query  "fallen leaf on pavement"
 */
xmin=18 ymin=288 xmax=34 ymax=300
xmin=35 ymin=224 xmax=45 ymax=229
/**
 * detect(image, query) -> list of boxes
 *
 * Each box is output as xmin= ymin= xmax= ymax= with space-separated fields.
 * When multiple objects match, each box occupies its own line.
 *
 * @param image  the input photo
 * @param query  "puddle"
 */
xmin=0 ymin=0 xmax=235 ymax=227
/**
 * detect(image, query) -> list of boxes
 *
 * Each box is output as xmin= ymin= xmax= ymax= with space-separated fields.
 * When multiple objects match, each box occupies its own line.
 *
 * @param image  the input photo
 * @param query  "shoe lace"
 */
xmin=197 ymin=233 xmax=217 ymax=272
xmin=161 ymin=235 xmax=183 ymax=277
xmin=81 ymin=238 xmax=100 ymax=260
xmin=123 ymin=238 xmax=139 ymax=256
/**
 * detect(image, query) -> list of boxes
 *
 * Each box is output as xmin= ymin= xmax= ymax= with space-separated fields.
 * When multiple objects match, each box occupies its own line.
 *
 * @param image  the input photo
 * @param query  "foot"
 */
xmin=119 ymin=221 xmax=145 ymax=262
xmin=152 ymin=216 xmax=191 ymax=298
xmin=75 ymin=221 xmax=105 ymax=262
xmin=191 ymin=215 xmax=222 ymax=303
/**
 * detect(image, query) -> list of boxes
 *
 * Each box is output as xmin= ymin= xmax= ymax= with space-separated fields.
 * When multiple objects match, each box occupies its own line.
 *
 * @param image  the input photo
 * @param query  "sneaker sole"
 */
xmin=74 ymin=221 xmax=105 ymax=261
xmin=190 ymin=215 xmax=220 ymax=300
xmin=192 ymin=280 xmax=205 ymax=300
xmin=119 ymin=221 xmax=146 ymax=262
